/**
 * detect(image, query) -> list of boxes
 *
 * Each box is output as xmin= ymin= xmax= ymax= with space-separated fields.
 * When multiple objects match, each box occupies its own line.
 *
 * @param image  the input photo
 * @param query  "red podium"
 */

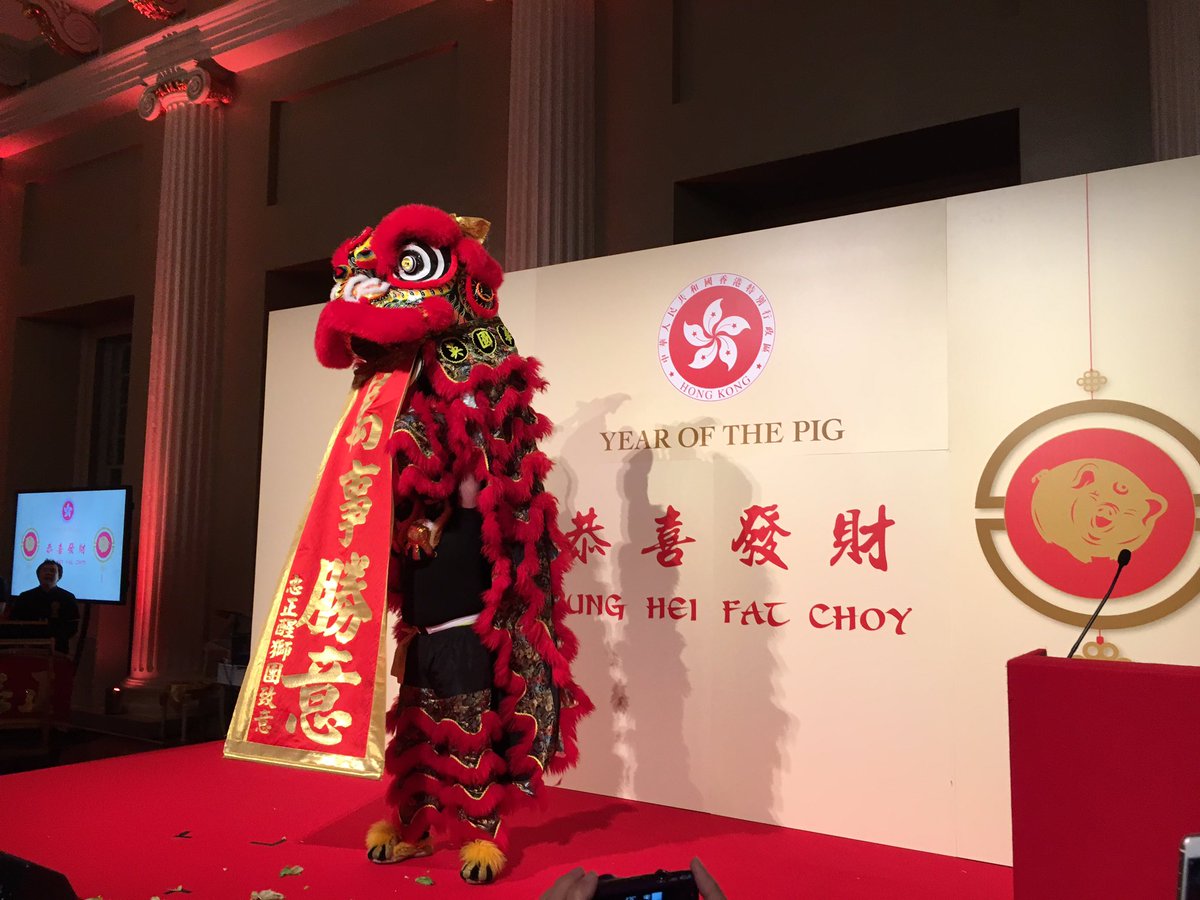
xmin=1008 ymin=649 xmax=1200 ymax=899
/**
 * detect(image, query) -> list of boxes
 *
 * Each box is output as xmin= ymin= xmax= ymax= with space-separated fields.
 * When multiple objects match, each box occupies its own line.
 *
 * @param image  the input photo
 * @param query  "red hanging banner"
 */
xmin=225 ymin=369 xmax=408 ymax=778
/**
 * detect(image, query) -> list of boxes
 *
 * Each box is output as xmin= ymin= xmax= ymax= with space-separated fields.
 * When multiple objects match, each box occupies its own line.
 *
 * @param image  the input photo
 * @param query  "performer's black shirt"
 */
xmin=400 ymin=506 xmax=490 ymax=627
xmin=11 ymin=586 xmax=80 ymax=653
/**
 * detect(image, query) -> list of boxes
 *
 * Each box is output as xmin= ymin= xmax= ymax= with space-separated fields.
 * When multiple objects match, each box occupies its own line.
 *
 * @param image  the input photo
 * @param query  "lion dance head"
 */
xmin=315 ymin=204 xmax=503 ymax=369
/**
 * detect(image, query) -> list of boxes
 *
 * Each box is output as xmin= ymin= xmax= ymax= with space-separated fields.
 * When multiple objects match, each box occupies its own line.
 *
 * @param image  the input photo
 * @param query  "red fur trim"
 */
xmin=510 ymin=412 xmax=554 ymax=446
xmin=371 ymin=205 xmax=462 ymax=276
xmin=388 ymin=773 xmax=504 ymax=828
xmin=546 ymin=696 xmax=592 ymax=774
xmin=388 ymin=710 xmax=506 ymax=748
xmin=396 ymin=782 xmax=530 ymax=852
xmin=424 ymin=352 xmax=544 ymax=405
xmin=388 ymin=741 xmax=507 ymax=787
xmin=387 ymin=392 xmax=444 ymax=464
xmin=388 ymin=774 xmax=510 ymax=821
xmin=314 ymin=298 xmax=456 ymax=368
xmin=386 ymin=705 xmax=505 ymax=753
xmin=455 ymin=236 xmax=504 ymax=290
xmin=331 ymin=227 xmax=372 ymax=268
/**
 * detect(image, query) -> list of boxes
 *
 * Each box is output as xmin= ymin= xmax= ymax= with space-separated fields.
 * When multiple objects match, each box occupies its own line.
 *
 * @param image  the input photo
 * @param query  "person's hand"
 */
xmin=691 ymin=857 xmax=727 ymax=900
xmin=540 ymin=866 xmax=599 ymax=900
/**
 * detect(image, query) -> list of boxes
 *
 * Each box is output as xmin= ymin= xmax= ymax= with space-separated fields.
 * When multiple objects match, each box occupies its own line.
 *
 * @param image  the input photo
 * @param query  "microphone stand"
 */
xmin=1067 ymin=551 xmax=1130 ymax=659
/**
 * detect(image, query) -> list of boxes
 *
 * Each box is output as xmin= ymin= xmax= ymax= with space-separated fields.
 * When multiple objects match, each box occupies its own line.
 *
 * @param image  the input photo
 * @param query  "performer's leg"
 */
xmin=369 ymin=695 xmax=438 ymax=864
xmin=411 ymin=626 xmax=510 ymax=885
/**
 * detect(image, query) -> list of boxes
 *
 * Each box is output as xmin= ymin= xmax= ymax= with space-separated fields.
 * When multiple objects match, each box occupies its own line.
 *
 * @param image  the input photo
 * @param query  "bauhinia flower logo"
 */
xmin=659 ymin=273 xmax=774 ymax=402
xmin=683 ymin=298 xmax=750 ymax=370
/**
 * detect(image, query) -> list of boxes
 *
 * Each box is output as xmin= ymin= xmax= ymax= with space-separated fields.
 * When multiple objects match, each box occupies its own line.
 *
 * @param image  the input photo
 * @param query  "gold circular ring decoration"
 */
xmin=975 ymin=400 xmax=1200 ymax=628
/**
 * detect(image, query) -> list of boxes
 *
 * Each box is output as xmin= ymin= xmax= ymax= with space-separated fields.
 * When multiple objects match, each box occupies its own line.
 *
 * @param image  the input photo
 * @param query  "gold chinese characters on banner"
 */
xmin=225 ymin=371 xmax=410 ymax=777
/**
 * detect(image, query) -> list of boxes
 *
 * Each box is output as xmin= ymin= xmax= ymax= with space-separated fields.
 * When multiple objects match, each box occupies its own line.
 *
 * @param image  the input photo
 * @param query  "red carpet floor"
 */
xmin=0 ymin=742 xmax=1012 ymax=898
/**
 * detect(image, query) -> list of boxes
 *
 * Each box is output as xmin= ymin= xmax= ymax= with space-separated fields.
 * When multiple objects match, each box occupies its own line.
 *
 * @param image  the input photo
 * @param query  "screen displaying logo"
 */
xmin=976 ymin=401 xmax=1200 ymax=627
xmin=659 ymin=273 xmax=774 ymax=401
xmin=61 ymin=500 xmax=75 ymax=521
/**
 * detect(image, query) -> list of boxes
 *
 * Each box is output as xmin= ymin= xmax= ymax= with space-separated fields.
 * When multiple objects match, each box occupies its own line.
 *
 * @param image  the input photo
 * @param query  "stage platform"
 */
xmin=0 ymin=742 xmax=1012 ymax=898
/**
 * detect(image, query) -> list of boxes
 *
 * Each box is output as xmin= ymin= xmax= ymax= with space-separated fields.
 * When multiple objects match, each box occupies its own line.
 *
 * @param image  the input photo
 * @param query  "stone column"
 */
xmin=1148 ymin=0 xmax=1200 ymax=160
xmin=504 ymin=0 xmax=595 ymax=270
xmin=125 ymin=63 xmax=232 ymax=689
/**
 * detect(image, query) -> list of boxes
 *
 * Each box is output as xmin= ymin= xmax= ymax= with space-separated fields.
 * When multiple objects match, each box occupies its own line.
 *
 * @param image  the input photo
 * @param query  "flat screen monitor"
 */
xmin=10 ymin=487 xmax=132 ymax=605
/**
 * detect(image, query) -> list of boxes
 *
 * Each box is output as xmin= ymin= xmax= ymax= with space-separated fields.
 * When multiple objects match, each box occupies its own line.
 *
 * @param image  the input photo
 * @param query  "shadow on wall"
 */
xmin=550 ymin=394 xmax=630 ymax=797
xmin=552 ymin=401 xmax=793 ymax=824
xmin=612 ymin=444 xmax=697 ymax=807
xmin=710 ymin=451 xmax=792 ymax=825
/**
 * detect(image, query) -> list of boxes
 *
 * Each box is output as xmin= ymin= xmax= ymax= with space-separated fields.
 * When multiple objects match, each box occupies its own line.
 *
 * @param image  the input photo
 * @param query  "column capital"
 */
xmin=2 ymin=0 xmax=416 ymax=156
xmin=138 ymin=59 xmax=235 ymax=120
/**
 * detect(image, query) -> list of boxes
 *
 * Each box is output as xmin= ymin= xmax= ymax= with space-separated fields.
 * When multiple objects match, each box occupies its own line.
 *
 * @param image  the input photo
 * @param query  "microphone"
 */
xmin=1067 ymin=549 xmax=1132 ymax=659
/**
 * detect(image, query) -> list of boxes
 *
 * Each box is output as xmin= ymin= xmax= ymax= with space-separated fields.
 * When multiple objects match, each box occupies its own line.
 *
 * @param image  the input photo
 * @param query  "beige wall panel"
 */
xmin=532 ymin=200 xmax=949 ymax=456
xmin=529 ymin=200 xmax=953 ymax=852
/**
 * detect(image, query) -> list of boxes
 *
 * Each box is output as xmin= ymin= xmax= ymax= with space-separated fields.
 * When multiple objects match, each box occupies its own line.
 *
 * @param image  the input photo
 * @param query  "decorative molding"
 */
xmin=137 ymin=58 xmax=234 ymax=120
xmin=0 ymin=0 xmax=434 ymax=155
xmin=19 ymin=0 xmax=100 ymax=57
xmin=127 ymin=0 xmax=185 ymax=21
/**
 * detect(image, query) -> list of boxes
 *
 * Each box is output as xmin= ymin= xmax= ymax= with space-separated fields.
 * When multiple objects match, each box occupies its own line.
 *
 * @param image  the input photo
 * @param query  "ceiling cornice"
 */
xmin=0 ymin=0 xmax=422 ymax=156
xmin=18 ymin=0 xmax=101 ymax=57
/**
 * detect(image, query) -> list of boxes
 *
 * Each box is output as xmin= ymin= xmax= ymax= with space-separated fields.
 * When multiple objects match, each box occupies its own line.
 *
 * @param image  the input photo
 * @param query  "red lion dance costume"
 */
xmin=317 ymin=205 xmax=591 ymax=883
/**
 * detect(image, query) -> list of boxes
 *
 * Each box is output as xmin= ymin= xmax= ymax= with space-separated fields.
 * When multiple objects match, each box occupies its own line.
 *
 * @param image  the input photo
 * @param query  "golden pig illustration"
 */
xmin=1030 ymin=458 xmax=1167 ymax=563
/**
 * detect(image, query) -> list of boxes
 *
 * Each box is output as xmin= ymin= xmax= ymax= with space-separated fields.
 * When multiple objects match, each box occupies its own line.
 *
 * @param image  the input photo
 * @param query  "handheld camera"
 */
xmin=593 ymin=868 xmax=699 ymax=900
xmin=1181 ymin=835 xmax=1200 ymax=900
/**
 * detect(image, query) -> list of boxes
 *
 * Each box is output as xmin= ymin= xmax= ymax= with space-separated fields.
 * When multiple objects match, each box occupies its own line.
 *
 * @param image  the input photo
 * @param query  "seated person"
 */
xmin=11 ymin=559 xmax=80 ymax=654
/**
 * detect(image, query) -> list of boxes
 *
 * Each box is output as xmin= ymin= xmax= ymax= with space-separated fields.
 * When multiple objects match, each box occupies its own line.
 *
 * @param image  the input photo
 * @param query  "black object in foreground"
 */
xmin=594 ymin=868 xmax=700 ymax=900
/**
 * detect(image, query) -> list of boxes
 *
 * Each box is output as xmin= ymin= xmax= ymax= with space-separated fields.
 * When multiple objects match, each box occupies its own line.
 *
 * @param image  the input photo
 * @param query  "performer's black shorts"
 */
xmin=400 ymin=506 xmax=494 ymax=697
xmin=404 ymin=625 xmax=493 ymax=697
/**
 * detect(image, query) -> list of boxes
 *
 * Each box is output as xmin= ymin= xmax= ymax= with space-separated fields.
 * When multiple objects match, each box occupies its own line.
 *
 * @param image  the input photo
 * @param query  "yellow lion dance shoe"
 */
xmin=365 ymin=819 xmax=434 ymax=865
xmin=459 ymin=839 xmax=506 ymax=885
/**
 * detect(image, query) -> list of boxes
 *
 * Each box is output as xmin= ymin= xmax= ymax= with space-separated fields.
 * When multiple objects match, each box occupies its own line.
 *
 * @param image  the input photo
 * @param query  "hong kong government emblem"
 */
xmin=659 ymin=273 xmax=774 ymax=402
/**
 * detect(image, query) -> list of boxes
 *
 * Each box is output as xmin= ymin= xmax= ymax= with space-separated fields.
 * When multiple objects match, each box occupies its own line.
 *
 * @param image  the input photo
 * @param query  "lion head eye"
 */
xmin=1112 ymin=482 xmax=1129 ymax=496
xmin=394 ymin=241 xmax=448 ymax=283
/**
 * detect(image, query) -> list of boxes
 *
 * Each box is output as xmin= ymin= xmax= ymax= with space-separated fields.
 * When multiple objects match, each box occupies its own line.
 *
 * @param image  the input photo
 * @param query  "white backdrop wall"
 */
xmin=252 ymin=156 xmax=1200 ymax=865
